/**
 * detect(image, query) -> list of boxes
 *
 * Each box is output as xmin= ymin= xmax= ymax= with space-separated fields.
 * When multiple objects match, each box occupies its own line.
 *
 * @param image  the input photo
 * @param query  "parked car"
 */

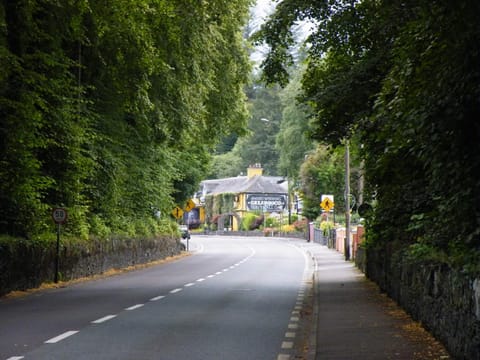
xmin=179 ymin=225 xmax=190 ymax=239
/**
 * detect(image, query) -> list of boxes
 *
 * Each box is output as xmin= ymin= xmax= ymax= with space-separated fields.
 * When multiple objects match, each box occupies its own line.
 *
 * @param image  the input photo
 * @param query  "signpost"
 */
xmin=52 ymin=208 xmax=67 ymax=283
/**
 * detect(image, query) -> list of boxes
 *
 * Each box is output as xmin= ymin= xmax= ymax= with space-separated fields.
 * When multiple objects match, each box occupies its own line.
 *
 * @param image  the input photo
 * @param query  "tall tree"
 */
xmin=256 ymin=0 xmax=480 ymax=261
xmin=0 ymin=0 xmax=253 ymax=239
xmin=275 ymin=64 xmax=313 ymax=180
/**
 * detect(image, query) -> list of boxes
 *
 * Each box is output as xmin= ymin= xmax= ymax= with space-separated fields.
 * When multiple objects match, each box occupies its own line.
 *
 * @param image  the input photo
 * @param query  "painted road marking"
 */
xmin=6 ymin=357 xmax=24 ymax=360
xmin=170 ymin=288 xmax=183 ymax=294
xmin=281 ymin=341 xmax=294 ymax=349
xmin=92 ymin=315 xmax=117 ymax=324
xmin=125 ymin=304 xmax=144 ymax=311
xmin=277 ymin=355 xmax=290 ymax=360
xmin=45 ymin=330 xmax=79 ymax=344
xmin=150 ymin=295 xmax=165 ymax=301
xmin=288 ymin=323 xmax=298 ymax=329
xmin=197 ymin=278 xmax=205 ymax=282
xmin=207 ymin=275 xmax=215 ymax=278
xmin=285 ymin=332 xmax=296 ymax=338
xmin=184 ymin=283 xmax=195 ymax=287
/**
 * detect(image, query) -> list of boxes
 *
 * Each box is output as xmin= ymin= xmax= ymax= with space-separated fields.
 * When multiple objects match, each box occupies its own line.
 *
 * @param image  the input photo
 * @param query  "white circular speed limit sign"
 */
xmin=52 ymin=208 xmax=68 ymax=224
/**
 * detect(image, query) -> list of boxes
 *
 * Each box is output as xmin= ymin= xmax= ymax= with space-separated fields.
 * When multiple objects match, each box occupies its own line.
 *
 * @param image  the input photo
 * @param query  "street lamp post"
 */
xmin=344 ymin=139 xmax=351 ymax=261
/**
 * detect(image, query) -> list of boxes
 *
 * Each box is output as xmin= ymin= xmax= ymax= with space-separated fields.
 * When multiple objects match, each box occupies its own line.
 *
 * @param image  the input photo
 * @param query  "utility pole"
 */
xmin=344 ymin=140 xmax=351 ymax=261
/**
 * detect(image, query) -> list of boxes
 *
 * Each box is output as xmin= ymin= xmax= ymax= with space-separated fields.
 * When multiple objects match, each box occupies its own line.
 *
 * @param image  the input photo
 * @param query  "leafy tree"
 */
xmin=275 ymin=64 xmax=313 ymax=180
xmin=0 ymin=0 xmax=253 ymax=239
xmin=256 ymin=0 xmax=480 ymax=267
xmin=210 ymin=78 xmax=283 ymax=177
xmin=299 ymin=145 xmax=346 ymax=220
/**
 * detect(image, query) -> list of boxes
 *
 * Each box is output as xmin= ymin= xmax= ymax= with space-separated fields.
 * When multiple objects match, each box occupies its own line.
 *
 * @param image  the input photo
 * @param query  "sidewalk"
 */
xmin=299 ymin=242 xmax=451 ymax=360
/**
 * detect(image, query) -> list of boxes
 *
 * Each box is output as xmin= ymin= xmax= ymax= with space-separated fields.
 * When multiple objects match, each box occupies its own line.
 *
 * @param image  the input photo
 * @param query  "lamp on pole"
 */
xmin=344 ymin=139 xmax=351 ymax=261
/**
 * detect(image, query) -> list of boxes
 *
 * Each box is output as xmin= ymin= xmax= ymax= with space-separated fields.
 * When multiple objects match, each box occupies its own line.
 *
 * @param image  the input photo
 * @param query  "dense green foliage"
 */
xmin=299 ymin=145 xmax=346 ymax=220
xmin=209 ymin=69 xmax=314 ymax=180
xmin=0 ymin=0 xmax=252 ymax=240
xmin=204 ymin=192 xmax=235 ymax=225
xmin=257 ymin=0 xmax=480 ymax=270
xmin=209 ymin=79 xmax=283 ymax=178
xmin=275 ymin=65 xmax=313 ymax=180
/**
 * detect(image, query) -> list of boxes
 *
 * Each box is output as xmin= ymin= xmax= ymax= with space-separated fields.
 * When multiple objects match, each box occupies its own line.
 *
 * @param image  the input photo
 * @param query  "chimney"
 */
xmin=247 ymin=163 xmax=263 ymax=178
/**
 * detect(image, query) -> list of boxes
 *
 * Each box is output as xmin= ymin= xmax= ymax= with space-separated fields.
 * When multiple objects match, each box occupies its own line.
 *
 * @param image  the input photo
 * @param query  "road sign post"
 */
xmin=52 ymin=208 xmax=67 ymax=283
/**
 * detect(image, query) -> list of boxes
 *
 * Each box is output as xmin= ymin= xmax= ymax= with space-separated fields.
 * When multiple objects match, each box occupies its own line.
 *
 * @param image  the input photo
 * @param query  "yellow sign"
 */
xmin=171 ymin=206 xmax=184 ymax=219
xmin=320 ymin=197 xmax=334 ymax=212
xmin=184 ymin=199 xmax=196 ymax=212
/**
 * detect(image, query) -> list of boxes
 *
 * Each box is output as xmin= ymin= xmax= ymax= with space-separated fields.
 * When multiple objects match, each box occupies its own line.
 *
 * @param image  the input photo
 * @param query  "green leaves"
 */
xmin=0 ymin=0 xmax=252 ymax=239
xmin=256 ymin=0 xmax=480 ymax=267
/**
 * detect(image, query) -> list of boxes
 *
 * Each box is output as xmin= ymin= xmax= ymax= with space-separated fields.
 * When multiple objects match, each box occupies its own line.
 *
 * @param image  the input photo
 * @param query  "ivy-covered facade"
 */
xmin=197 ymin=165 xmax=288 ymax=231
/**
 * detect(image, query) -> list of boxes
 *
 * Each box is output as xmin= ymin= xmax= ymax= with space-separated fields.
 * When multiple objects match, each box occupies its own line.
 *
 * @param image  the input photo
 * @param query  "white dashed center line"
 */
xmin=26 ymin=247 xmax=257 ymax=358
xmin=45 ymin=330 xmax=79 ymax=344
xmin=92 ymin=315 xmax=117 ymax=324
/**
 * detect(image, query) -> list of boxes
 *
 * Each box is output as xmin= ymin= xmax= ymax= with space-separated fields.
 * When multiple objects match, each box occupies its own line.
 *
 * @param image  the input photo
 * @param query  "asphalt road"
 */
xmin=0 ymin=236 xmax=313 ymax=360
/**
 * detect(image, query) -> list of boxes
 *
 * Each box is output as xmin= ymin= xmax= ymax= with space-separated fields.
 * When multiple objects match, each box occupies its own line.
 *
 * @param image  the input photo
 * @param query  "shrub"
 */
xmin=241 ymin=212 xmax=257 ymax=231
xmin=292 ymin=219 xmax=308 ymax=232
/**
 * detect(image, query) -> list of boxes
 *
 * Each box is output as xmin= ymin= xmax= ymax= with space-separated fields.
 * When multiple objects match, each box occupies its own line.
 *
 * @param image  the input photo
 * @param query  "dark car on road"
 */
xmin=179 ymin=225 xmax=190 ymax=239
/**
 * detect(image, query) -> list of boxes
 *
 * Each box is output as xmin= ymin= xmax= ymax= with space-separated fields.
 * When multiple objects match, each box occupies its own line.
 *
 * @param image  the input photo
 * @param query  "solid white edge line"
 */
xmin=125 ymin=304 xmax=144 ymax=311
xmin=45 ymin=330 xmax=79 ymax=344
xmin=92 ymin=315 xmax=117 ymax=324
xmin=150 ymin=295 xmax=165 ymax=301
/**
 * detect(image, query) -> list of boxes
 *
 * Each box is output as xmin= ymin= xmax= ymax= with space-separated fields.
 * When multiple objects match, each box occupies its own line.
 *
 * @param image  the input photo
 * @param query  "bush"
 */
xmin=241 ymin=212 xmax=258 ymax=231
xmin=292 ymin=219 xmax=308 ymax=232
xmin=320 ymin=221 xmax=334 ymax=235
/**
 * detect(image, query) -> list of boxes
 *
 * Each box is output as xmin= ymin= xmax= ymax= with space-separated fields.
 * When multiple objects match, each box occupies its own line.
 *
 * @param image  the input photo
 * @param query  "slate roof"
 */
xmin=201 ymin=175 xmax=287 ymax=196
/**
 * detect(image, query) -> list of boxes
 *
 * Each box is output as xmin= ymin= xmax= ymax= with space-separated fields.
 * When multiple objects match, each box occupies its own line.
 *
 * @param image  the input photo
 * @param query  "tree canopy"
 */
xmin=256 ymin=0 xmax=480 ymax=268
xmin=0 ymin=0 xmax=253 ymax=239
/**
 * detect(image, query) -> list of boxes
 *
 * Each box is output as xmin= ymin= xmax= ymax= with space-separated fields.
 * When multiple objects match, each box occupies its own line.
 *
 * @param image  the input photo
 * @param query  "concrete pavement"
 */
xmin=296 ymin=242 xmax=452 ymax=360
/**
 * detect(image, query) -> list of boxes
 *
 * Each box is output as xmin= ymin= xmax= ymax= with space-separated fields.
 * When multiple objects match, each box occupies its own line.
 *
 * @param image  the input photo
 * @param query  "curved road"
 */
xmin=0 ymin=236 xmax=314 ymax=360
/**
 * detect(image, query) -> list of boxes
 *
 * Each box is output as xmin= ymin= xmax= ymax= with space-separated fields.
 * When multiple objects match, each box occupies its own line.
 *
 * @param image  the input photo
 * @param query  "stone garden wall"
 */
xmin=0 ymin=236 xmax=182 ymax=297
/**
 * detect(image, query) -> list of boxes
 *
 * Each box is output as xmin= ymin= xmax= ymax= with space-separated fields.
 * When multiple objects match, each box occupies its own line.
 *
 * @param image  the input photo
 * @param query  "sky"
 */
xmin=249 ymin=0 xmax=277 ymax=65
xmin=249 ymin=0 xmax=313 ymax=66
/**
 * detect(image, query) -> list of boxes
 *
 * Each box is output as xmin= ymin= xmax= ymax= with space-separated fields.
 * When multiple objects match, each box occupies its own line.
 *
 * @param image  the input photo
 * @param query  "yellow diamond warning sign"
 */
xmin=320 ymin=196 xmax=334 ymax=212
xmin=184 ymin=199 xmax=196 ymax=212
xmin=171 ymin=206 xmax=184 ymax=219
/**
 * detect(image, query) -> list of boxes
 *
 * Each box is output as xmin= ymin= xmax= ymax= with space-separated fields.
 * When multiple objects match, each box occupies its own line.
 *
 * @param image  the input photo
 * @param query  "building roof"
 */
xmin=201 ymin=175 xmax=287 ymax=196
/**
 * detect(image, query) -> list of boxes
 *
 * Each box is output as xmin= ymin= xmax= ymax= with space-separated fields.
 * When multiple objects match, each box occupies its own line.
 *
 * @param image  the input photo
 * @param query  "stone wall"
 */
xmin=0 ymin=236 xmax=183 ymax=297
xmin=366 ymin=246 xmax=480 ymax=360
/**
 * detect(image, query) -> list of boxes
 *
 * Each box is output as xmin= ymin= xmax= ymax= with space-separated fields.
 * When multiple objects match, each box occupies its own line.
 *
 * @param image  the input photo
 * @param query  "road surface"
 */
xmin=0 ymin=236 xmax=314 ymax=360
